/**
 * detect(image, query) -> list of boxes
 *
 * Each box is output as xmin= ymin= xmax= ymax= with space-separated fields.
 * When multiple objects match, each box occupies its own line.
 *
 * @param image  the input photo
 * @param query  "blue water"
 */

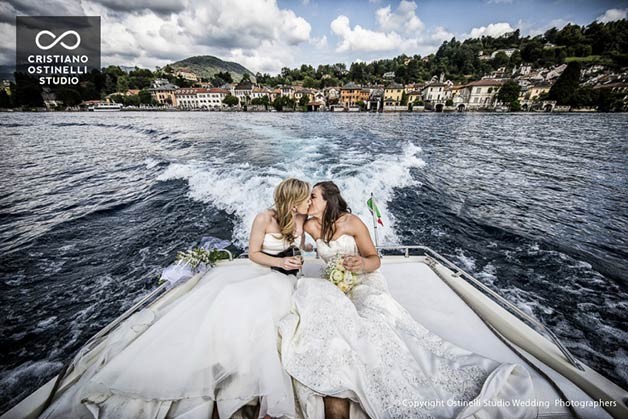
xmin=0 ymin=112 xmax=626 ymax=413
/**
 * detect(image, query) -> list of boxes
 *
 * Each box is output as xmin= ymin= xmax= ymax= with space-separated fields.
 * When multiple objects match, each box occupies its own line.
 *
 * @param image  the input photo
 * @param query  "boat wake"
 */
xmin=157 ymin=142 xmax=425 ymax=247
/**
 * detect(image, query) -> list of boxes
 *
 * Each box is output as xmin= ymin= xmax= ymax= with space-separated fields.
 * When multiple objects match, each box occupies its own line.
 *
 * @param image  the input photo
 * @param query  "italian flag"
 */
xmin=367 ymin=197 xmax=384 ymax=226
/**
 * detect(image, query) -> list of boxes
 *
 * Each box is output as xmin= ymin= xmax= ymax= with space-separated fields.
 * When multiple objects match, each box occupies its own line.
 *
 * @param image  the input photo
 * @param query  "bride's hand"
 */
xmin=279 ymin=257 xmax=302 ymax=270
xmin=343 ymin=255 xmax=364 ymax=273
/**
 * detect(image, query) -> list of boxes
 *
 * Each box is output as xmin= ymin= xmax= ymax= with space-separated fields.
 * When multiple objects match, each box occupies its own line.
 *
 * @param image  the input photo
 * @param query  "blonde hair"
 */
xmin=273 ymin=178 xmax=310 ymax=244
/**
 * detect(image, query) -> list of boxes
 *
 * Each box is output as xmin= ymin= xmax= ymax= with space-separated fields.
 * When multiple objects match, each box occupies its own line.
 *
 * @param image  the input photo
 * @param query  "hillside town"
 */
xmin=130 ymin=61 xmax=626 ymax=113
xmin=3 ymin=57 xmax=626 ymax=113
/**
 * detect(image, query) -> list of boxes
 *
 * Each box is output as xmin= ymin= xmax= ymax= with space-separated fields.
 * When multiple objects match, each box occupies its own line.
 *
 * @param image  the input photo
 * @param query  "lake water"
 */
xmin=0 ymin=112 xmax=626 ymax=413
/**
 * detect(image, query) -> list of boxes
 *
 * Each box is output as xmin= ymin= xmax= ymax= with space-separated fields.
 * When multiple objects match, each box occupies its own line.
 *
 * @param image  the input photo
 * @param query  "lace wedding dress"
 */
xmin=279 ymin=234 xmax=536 ymax=419
xmin=41 ymin=234 xmax=299 ymax=419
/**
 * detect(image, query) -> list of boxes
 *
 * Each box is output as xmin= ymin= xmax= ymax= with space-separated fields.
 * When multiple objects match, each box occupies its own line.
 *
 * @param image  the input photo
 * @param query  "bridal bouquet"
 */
xmin=159 ymin=237 xmax=231 ymax=288
xmin=323 ymin=253 xmax=359 ymax=293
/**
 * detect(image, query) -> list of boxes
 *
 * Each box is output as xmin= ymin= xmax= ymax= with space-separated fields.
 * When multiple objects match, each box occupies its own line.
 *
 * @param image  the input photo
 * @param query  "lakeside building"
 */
xmin=279 ymin=85 xmax=295 ymax=98
xmin=407 ymin=90 xmax=423 ymax=105
xmin=294 ymin=88 xmax=316 ymax=104
xmin=234 ymin=81 xmax=253 ymax=106
xmin=149 ymin=82 xmax=179 ymax=106
xmin=462 ymin=79 xmax=506 ymax=110
xmin=383 ymin=82 xmax=404 ymax=110
xmin=339 ymin=82 xmax=370 ymax=109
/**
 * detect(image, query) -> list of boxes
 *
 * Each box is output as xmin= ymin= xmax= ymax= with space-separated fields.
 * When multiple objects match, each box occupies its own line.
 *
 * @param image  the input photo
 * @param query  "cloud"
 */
xmin=96 ymin=0 xmax=187 ymax=15
xmin=4 ymin=0 xmax=84 ymax=17
xmin=0 ymin=22 xmax=14 ymax=64
xmin=175 ymin=0 xmax=310 ymax=50
xmin=376 ymin=0 xmax=424 ymax=33
xmin=331 ymin=15 xmax=406 ymax=52
xmin=86 ymin=0 xmax=311 ymax=72
xmin=311 ymin=35 xmax=328 ymax=49
xmin=465 ymin=22 xmax=515 ymax=39
xmin=486 ymin=0 xmax=513 ymax=4
xmin=596 ymin=8 xmax=627 ymax=23
xmin=518 ymin=18 xmax=571 ymax=37
xmin=431 ymin=25 xmax=454 ymax=43
xmin=329 ymin=1 xmax=449 ymax=55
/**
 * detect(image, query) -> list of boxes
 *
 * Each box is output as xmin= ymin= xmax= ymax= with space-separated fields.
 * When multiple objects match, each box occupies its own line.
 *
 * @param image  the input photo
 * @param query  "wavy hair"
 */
xmin=314 ymin=181 xmax=351 ymax=244
xmin=273 ymin=178 xmax=311 ymax=244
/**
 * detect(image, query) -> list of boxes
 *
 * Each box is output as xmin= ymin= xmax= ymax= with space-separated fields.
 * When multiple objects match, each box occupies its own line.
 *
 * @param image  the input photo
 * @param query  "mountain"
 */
xmin=169 ymin=55 xmax=255 ymax=82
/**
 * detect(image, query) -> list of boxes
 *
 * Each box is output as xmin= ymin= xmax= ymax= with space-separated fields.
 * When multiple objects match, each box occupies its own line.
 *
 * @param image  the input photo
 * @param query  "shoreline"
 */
xmin=0 ymin=109 xmax=620 ymax=114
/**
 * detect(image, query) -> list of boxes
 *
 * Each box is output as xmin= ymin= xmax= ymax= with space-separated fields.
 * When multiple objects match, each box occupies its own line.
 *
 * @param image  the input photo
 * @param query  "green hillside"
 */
xmin=169 ymin=55 xmax=255 ymax=82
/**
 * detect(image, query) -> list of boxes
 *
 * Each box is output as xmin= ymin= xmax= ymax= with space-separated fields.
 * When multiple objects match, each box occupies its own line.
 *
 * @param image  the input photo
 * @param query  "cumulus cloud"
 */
xmin=331 ymin=15 xmax=405 ymax=52
xmin=596 ymin=8 xmax=627 ymax=23
xmin=431 ymin=26 xmax=454 ymax=43
xmin=376 ymin=0 xmax=424 ymax=33
xmin=311 ymin=35 xmax=328 ymax=49
xmin=330 ymin=1 xmax=450 ymax=55
xmin=465 ymin=22 xmax=515 ymax=39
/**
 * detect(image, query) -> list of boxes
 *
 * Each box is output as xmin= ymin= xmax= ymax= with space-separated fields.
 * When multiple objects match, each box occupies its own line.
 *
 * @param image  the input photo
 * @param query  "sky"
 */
xmin=1 ymin=0 xmax=626 ymax=74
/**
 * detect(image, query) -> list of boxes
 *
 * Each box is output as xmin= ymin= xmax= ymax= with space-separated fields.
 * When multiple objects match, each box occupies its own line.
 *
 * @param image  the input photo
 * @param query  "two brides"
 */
xmin=41 ymin=178 xmax=534 ymax=419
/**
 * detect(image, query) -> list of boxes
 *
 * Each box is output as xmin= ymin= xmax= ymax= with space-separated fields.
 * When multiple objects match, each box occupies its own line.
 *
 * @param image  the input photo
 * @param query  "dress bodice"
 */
xmin=262 ymin=233 xmax=295 ymax=255
xmin=316 ymin=234 xmax=358 ymax=263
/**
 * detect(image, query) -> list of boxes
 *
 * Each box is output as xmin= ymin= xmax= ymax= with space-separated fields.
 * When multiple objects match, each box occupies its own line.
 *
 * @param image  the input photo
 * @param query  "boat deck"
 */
xmin=3 ymin=256 xmax=622 ymax=419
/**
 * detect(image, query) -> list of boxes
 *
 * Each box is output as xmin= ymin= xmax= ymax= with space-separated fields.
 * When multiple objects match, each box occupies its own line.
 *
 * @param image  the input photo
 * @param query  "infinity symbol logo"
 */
xmin=35 ymin=30 xmax=81 ymax=50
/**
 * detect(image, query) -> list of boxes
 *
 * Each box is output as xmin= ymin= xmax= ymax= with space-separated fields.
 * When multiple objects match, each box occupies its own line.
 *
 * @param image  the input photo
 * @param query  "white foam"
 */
xmin=36 ymin=316 xmax=57 ymax=329
xmin=454 ymin=248 xmax=477 ymax=272
xmin=144 ymin=158 xmax=160 ymax=169
xmin=157 ymin=142 xmax=425 ymax=247
xmin=0 ymin=360 xmax=63 ymax=390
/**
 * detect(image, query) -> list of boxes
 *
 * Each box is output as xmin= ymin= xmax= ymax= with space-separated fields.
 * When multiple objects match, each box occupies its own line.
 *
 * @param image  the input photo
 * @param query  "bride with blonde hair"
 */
xmin=40 ymin=178 xmax=312 ymax=419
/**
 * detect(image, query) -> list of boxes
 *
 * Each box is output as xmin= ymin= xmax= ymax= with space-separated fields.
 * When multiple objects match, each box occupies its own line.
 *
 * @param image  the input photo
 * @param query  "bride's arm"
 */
xmin=249 ymin=212 xmax=301 ymax=270
xmin=345 ymin=215 xmax=381 ymax=273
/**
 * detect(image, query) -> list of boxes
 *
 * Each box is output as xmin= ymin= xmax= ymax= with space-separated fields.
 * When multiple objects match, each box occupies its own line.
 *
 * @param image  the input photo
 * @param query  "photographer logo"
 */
xmin=16 ymin=16 xmax=100 ymax=86
xmin=35 ymin=30 xmax=81 ymax=50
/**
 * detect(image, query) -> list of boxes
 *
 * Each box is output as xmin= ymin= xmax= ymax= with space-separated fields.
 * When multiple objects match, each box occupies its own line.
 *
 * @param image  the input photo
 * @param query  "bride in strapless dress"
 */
xmin=40 ymin=178 xmax=312 ymax=419
xmin=279 ymin=181 xmax=536 ymax=419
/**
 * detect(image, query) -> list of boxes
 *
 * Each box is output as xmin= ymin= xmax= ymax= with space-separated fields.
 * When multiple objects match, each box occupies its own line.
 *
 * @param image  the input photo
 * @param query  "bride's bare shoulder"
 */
xmin=345 ymin=213 xmax=368 ymax=232
xmin=253 ymin=209 xmax=276 ymax=227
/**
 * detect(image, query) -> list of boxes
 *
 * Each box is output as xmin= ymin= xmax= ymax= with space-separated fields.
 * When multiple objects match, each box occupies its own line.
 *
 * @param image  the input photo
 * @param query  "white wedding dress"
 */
xmin=41 ymin=233 xmax=299 ymax=419
xmin=279 ymin=234 xmax=536 ymax=419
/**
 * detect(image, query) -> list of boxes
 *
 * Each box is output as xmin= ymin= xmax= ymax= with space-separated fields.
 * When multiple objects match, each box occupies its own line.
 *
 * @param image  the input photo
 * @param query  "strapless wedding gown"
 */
xmin=41 ymin=234 xmax=299 ymax=419
xmin=279 ymin=234 xmax=536 ymax=419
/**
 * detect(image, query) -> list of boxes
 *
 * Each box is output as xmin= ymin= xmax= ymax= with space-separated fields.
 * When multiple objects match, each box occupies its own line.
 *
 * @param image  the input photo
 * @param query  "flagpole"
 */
xmin=370 ymin=192 xmax=379 ymax=247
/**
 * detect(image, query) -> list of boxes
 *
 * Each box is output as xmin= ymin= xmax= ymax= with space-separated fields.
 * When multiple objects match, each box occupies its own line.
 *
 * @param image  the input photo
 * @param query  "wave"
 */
xmin=157 ymin=142 xmax=425 ymax=247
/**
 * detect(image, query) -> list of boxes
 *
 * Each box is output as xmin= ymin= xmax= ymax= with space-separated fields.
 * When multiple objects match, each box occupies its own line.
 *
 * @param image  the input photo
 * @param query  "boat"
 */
xmin=2 ymin=245 xmax=627 ymax=419
xmin=87 ymin=102 xmax=123 ymax=112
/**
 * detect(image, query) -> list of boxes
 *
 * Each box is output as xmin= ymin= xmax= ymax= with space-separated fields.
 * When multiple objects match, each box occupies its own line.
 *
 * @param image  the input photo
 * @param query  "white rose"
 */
xmin=330 ymin=269 xmax=344 ymax=284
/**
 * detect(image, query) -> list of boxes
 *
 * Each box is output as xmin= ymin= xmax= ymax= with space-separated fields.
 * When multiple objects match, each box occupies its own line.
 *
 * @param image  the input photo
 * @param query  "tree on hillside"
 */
xmin=549 ymin=62 xmax=581 ymax=105
xmin=214 ymin=71 xmax=233 ymax=84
